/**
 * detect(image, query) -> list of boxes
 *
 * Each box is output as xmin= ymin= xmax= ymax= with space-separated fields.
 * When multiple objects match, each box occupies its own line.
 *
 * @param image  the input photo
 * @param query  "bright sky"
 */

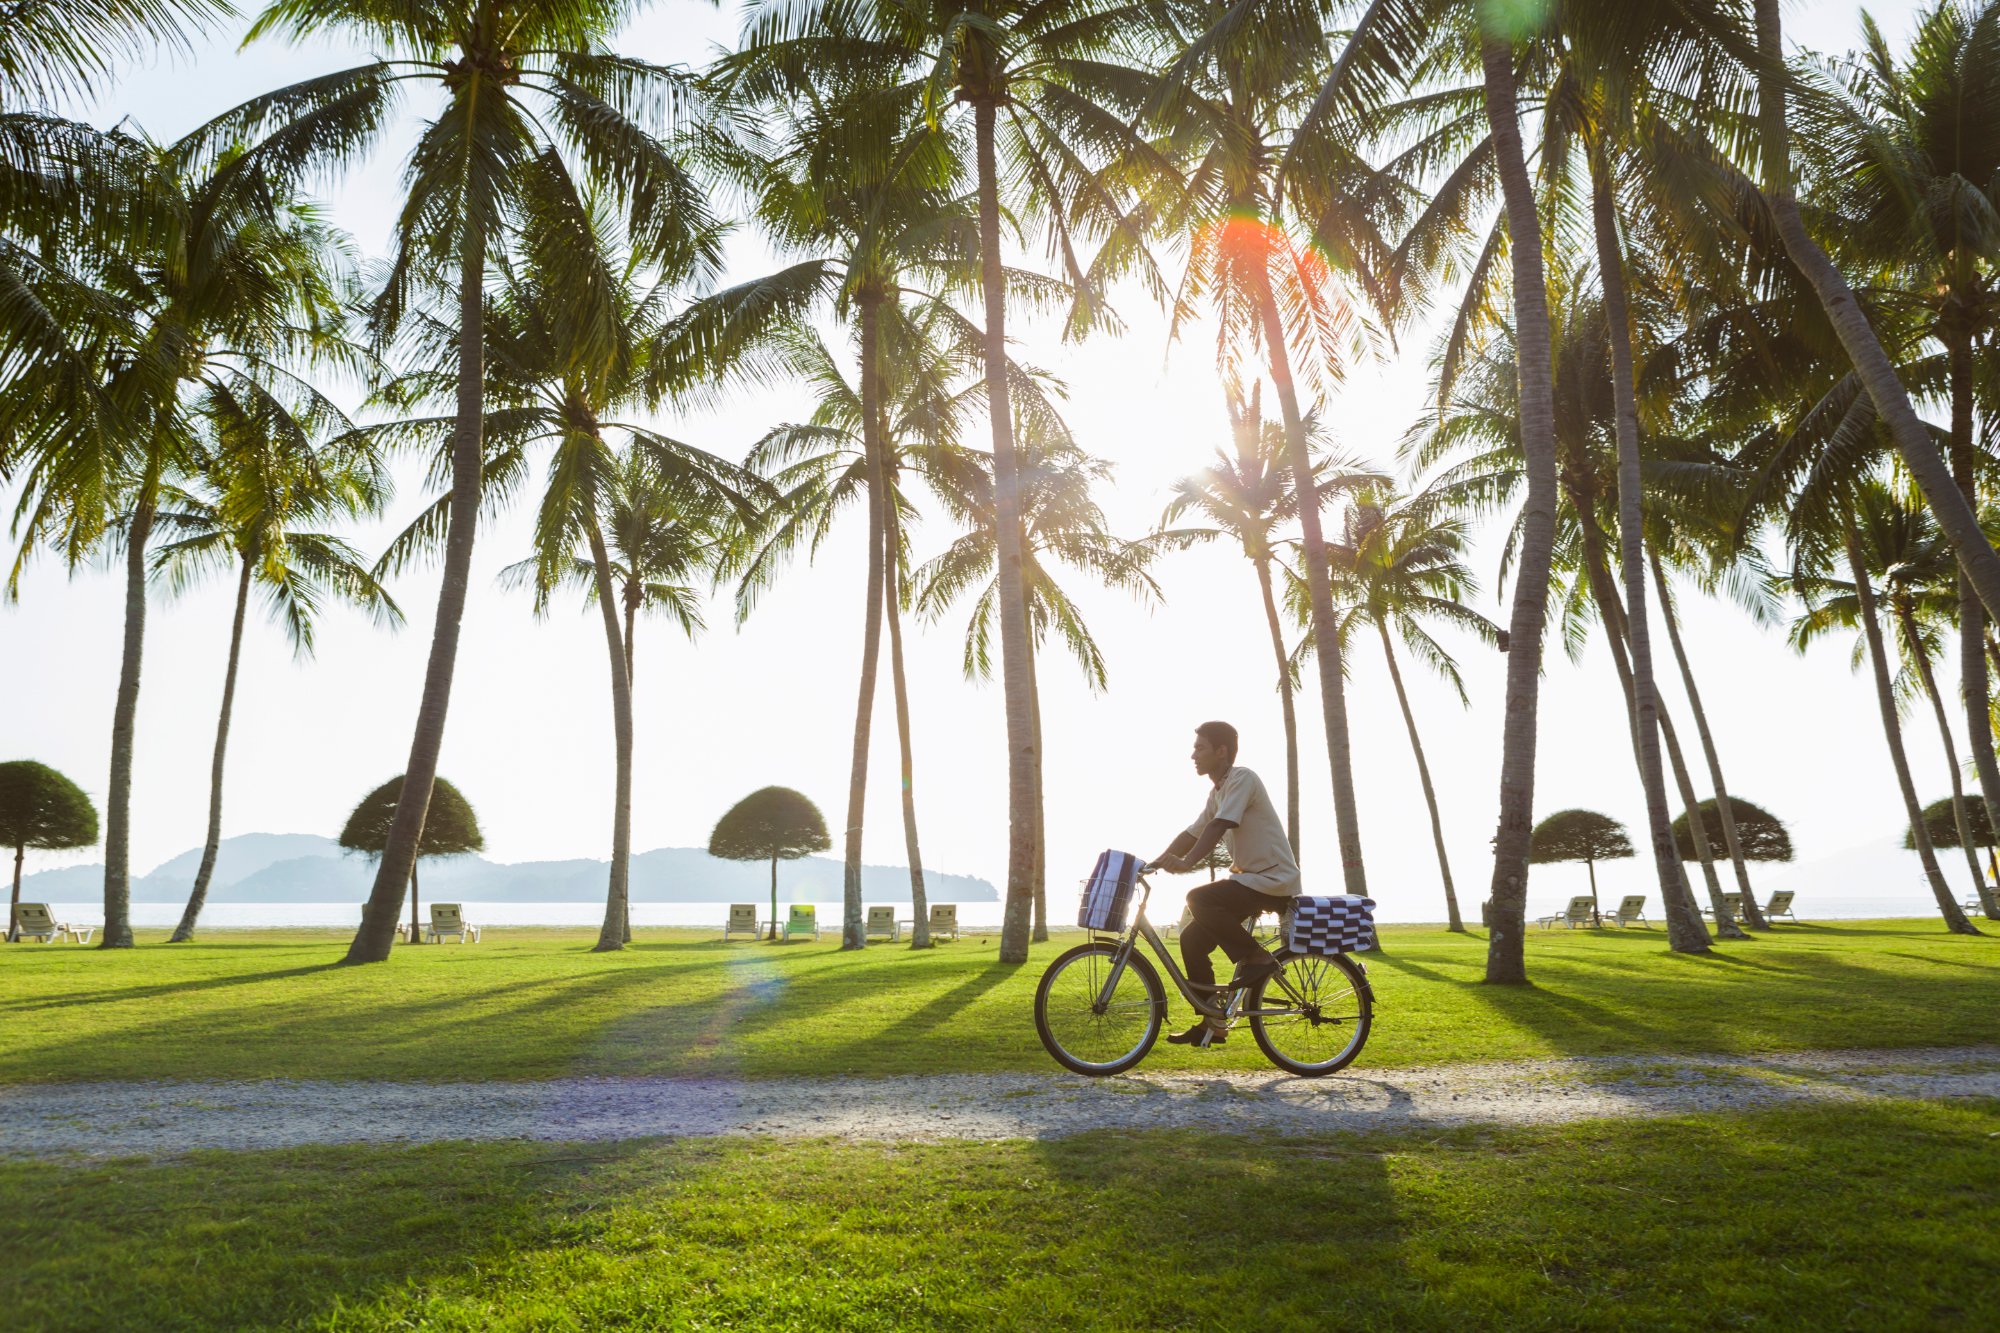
xmin=2 ymin=2 xmax=1949 ymax=919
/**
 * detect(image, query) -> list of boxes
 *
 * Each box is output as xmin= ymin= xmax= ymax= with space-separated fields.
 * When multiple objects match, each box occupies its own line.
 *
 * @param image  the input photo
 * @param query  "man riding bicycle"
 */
xmin=1146 ymin=720 xmax=1299 ymax=1047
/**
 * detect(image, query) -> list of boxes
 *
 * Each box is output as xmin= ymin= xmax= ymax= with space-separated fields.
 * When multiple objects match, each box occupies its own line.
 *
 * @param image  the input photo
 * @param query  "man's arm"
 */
xmin=1151 ymin=819 xmax=1237 ymax=873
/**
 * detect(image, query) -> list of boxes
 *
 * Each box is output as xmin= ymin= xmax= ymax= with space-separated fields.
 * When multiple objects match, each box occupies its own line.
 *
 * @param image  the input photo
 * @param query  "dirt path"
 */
xmin=5 ymin=1046 xmax=1997 ymax=1157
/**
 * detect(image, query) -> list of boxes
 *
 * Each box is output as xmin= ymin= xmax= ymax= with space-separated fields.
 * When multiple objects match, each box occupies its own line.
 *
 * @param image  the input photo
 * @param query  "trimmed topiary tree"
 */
xmin=709 ymin=787 xmax=831 ymax=941
xmin=340 ymin=777 xmax=483 ymax=945
xmin=1529 ymin=809 xmax=1634 ymax=920
xmin=0 ymin=761 xmax=99 ymax=943
xmin=1907 ymin=796 xmax=1996 ymax=851
xmin=1673 ymin=798 xmax=1794 ymax=864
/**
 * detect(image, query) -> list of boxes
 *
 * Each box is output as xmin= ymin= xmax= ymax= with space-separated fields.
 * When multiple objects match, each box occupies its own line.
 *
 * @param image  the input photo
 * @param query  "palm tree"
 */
xmin=735 ymin=0 xmax=1162 ymax=963
xmin=1157 ymin=387 xmax=1315 ymax=854
xmin=1747 ymin=0 xmax=2000 ymax=621
xmin=504 ymin=448 xmax=725 ymax=944
xmin=1289 ymin=0 xmax=1567 ymax=978
xmin=1796 ymin=0 xmax=2000 ymax=919
xmin=0 ymin=3 xmax=229 ymax=415
xmin=397 ymin=173 xmax=746 ymax=954
xmin=5 ymin=146 xmax=360 ymax=949
xmin=1787 ymin=478 xmax=1980 ymax=934
xmin=1647 ymin=542 xmax=1779 ymax=926
xmin=1135 ymin=0 xmax=1396 ymax=901
xmin=730 ymin=309 xmax=983 ymax=950
xmin=154 ymin=404 xmax=402 ymax=942
xmin=1326 ymin=490 xmax=1501 ymax=931
xmin=1411 ymin=300 xmax=1719 ymax=946
xmin=914 ymin=426 xmax=1162 ymax=941
xmin=695 ymin=59 xmax=989 ymax=951
xmin=196 ymin=0 xmax=707 ymax=964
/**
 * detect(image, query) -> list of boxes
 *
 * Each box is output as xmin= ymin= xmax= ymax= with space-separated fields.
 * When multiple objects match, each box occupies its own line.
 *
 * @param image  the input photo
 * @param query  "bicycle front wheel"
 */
xmin=1248 ymin=952 xmax=1372 ymax=1077
xmin=1034 ymin=941 xmax=1165 ymax=1076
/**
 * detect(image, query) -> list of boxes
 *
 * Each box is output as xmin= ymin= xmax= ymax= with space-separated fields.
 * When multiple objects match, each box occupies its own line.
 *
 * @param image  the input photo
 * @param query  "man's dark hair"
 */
xmin=1195 ymin=720 xmax=1238 ymax=767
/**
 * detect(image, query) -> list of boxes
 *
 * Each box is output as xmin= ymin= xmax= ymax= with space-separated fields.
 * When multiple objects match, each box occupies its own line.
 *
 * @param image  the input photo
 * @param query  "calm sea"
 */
xmin=33 ymin=878 xmax=1971 ymax=933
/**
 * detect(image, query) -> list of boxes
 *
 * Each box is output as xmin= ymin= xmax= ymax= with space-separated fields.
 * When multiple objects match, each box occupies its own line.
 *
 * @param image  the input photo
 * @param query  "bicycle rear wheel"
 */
xmin=1248 ymin=952 xmax=1372 ymax=1076
xmin=1034 ymin=941 xmax=1165 ymax=1076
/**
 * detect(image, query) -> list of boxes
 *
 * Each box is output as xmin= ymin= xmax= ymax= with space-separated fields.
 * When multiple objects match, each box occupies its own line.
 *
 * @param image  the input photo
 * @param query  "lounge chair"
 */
xmin=425 ymin=903 xmax=481 ymax=943
xmin=723 ymin=903 xmax=761 ymax=941
xmin=1698 ymin=892 xmax=1744 ymax=922
xmin=865 ymin=905 xmax=900 ymax=943
xmin=1536 ymin=896 xmax=1597 ymax=929
xmin=783 ymin=904 xmax=819 ymax=942
xmin=926 ymin=903 xmax=959 ymax=941
xmin=1606 ymin=895 xmax=1651 ymax=928
xmin=1762 ymin=890 xmax=1799 ymax=924
xmin=11 ymin=903 xmax=91 ymax=943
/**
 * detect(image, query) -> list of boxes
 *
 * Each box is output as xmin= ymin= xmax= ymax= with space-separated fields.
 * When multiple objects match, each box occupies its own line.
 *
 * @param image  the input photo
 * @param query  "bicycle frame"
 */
xmin=1092 ymin=875 xmax=1314 ymax=1023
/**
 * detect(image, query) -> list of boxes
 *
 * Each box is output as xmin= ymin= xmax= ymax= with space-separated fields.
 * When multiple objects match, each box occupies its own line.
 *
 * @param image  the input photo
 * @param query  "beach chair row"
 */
xmin=723 ymin=902 xmax=962 ymax=942
xmin=1537 ymin=891 xmax=1799 ymax=929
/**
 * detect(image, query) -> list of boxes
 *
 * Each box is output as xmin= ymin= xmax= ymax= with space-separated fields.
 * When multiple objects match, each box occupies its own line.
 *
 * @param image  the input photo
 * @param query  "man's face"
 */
xmin=1191 ymin=733 xmax=1225 ymax=778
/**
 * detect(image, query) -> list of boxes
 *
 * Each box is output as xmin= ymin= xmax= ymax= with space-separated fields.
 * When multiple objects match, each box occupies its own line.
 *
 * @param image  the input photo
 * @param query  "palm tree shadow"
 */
xmin=1 ymin=963 xmax=345 ymax=1013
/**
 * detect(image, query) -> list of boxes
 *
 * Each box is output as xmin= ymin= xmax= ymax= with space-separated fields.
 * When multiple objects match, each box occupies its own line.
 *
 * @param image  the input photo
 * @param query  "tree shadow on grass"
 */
xmin=1023 ymin=1129 xmax=1413 ymax=1328
xmin=0 ymin=963 xmax=345 ymax=1014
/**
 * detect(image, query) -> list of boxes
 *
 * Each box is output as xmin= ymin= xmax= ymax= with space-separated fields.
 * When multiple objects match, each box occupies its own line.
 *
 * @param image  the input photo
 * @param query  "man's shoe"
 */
xmin=1166 ymin=1022 xmax=1226 ymax=1046
xmin=1230 ymin=956 xmax=1284 ymax=990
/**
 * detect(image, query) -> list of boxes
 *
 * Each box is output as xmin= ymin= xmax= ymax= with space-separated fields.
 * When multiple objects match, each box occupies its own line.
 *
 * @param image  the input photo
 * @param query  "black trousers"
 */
xmin=1179 ymin=880 xmax=1280 ymax=987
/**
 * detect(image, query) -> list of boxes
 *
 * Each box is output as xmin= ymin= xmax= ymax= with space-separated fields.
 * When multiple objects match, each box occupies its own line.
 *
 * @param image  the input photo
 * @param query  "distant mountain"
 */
xmin=143 ymin=832 xmax=345 ymax=891
xmin=24 ymin=833 xmax=999 ymax=903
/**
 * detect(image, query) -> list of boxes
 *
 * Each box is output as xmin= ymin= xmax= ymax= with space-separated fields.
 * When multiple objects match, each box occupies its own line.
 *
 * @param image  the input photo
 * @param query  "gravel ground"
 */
xmin=6 ymin=1046 xmax=1999 ymax=1157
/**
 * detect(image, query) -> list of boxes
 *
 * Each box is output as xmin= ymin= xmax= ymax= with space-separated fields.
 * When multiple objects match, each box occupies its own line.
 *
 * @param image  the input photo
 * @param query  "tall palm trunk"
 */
xmin=1650 ymin=550 xmax=1769 ymax=929
xmin=588 ymin=515 xmax=635 ymax=953
xmin=1251 ymin=266 xmax=1365 ymax=893
xmin=347 ymin=211 xmax=488 ymax=965
xmin=1844 ymin=516 xmax=1979 ymax=934
xmin=1479 ymin=21 xmax=1561 ymax=983
xmin=1029 ymin=635 xmax=1047 ymax=943
xmin=841 ymin=298 xmax=889 ymax=952
xmin=1894 ymin=599 xmax=1997 ymax=916
xmin=623 ymin=591 xmax=638 ymax=944
xmin=1752 ymin=0 xmax=2000 ymax=618
xmin=884 ymin=509 xmax=931 ymax=948
xmin=170 ymin=550 xmax=255 ymax=942
xmin=100 ymin=480 xmax=158 ymax=950
xmin=1947 ymin=327 xmax=2000 ymax=920
xmin=1575 ymin=519 xmax=1714 ymax=943
xmin=973 ymin=99 xmax=1040 ymax=965
xmin=1590 ymin=156 xmax=1706 ymax=953
xmin=1379 ymin=621 xmax=1461 ymax=930
xmin=1254 ymin=553 xmax=1300 ymax=854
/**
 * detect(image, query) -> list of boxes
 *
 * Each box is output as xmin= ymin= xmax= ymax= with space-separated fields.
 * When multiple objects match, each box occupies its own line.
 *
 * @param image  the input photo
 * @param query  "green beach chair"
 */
xmin=783 ymin=904 xmax=819 ymax=942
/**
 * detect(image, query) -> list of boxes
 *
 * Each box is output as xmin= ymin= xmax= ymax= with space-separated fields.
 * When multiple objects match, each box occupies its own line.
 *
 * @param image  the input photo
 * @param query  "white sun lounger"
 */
xmin=425 ymin=903 xmax=480 ymax=943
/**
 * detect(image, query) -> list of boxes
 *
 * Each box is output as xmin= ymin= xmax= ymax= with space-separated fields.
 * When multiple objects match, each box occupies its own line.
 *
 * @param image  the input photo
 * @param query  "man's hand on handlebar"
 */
xmin=1147 ymin=854 xmax=1189 ymax=875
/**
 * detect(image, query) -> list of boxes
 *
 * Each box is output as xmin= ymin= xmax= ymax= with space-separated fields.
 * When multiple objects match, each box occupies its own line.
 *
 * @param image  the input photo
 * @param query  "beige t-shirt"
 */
xmin=1184 ymin=766 xmax=1301 ymax=897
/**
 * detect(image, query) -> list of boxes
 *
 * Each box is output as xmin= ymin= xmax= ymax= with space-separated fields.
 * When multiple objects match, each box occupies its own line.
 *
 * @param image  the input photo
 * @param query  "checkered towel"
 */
xmin=1077 ymin=849 xmax=1145 ymax=930
xmin=1283 ymin=895 xmax=1377 ymax=954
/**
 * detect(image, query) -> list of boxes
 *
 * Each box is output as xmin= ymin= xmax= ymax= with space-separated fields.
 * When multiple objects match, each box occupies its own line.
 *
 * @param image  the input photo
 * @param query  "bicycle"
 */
xmin=1033 ymin=872 xmax=1374 ymax=1077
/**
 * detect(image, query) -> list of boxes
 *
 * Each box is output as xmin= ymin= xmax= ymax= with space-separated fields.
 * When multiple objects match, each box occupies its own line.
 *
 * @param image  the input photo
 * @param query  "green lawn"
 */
xmin=4 ymin=919 xmax=1997 ymax=1082
xmin=6 ymin=1100 xmax=1997 ymax=1330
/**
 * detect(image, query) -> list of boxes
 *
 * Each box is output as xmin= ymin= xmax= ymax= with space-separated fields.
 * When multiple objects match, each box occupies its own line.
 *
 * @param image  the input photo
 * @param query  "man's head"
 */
xmin=1190 ymin=721 xmax=1238 ymax=779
